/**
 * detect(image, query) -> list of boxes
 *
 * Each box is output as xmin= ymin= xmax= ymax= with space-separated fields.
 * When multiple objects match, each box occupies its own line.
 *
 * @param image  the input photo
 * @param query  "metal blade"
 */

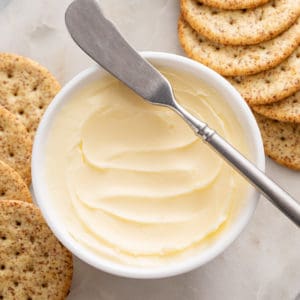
xmin=65 ymin=0 xmax=174 ymax=105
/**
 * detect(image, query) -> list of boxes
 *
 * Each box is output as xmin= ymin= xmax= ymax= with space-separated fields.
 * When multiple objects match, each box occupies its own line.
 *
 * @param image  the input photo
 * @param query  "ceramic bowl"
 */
xmin=32 ymin=52 xmax=265 ymax=279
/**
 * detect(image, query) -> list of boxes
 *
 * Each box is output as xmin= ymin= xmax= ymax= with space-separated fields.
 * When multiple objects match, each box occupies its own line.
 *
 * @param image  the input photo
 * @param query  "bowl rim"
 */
xmin=32 ymin=51 xmax=265 ymax=279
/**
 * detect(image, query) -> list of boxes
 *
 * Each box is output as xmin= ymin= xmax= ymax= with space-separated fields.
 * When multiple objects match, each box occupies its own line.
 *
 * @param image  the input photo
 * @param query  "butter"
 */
xmin=45 ymin=69 xmax=249 ymax=267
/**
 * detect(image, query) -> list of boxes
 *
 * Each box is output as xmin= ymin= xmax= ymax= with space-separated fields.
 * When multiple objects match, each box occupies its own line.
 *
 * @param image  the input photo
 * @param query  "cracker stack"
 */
xmin=179 ymin=0 xmax=300 ymax=170
xmin=0 ymin=53 xmax=73 ymax=298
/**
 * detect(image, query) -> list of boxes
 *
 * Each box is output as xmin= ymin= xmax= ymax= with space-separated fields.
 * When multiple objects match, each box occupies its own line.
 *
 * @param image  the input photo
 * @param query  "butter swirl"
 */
xmin=45 ymin=70 xmax=249 ymax=266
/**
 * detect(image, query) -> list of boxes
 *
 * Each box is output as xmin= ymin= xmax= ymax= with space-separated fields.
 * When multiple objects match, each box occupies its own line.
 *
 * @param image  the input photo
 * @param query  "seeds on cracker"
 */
xmin=0 ymin=106 xmax=31 ymax=185
xmin=196 ymin=0 xmax=269 ymax=10
xmin=178 ymin=17 xmax=300 ymax=76
xmin=254 ymin=112 xmax=300 ymax=170
xmin=252 ymin=90 xmax=300 ymax=123
xmin=0 ymin=200 xmax=73 ymax=299
xmin=0 ymin=160 xmax=32 ymax=202
xmin=181 ymin=0 xmax=300 ymax=46
xmin=228 ymin=46 xmax=300 ymax=105
xmin=0 ymin=53 xmax=60 ymax=140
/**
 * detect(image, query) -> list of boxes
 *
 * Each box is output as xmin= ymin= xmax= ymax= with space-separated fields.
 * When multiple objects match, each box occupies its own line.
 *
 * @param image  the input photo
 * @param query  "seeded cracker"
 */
xmin=0 ymin=53 xmax=60 ymax=140
xmin=0 ymin=106 xmax=31 ymax=185
xmin=196 ymin=0 xmax=269 ymax=10
xmin=0 ymin=160 xmax=32 ymax=202
xmin=254 ymin=112 xmax=300 ymax=170
xmin=178 ymin=16 xmax=300 ymax=76
xmin=228 ymin=47 xmax=300 ymax=105
xmin=0 ymin=200 xmax=73 ymax=300
xmin=252 ymin=90 xmax=300 ymax=123
xmin=181 ymin=0 xmax=300 ymax=46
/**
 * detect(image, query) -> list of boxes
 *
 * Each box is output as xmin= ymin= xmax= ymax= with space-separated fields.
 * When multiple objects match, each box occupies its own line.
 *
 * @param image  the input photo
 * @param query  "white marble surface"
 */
xmin=1 ymin=0 xmax=299 ymax=299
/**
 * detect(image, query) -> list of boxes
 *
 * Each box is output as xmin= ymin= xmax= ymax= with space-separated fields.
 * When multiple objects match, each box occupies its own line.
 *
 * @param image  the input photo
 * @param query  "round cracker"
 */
xmin=181 ymin=0 xmax=300 ymax=46
xmin=252 ymin=90 xmax=300 ymax=123
xmin=0 ymin=200 xmax=73 ymax=299
xmin=0 ymin=160 xmax=32 ymax=203
xmin=196 ymin=0 xmax=269 ymax=10
xmin=0 ymin=106 xmax=31 ymax=185
xmin=178 ymin=16 xmax=300 ymax=76
xmin=254 ymin=112 xmax=300 ymax=170
xmin=0 ymin=53 xmax=60 ymax=140
xmin=228 ymin=46 xmax=300 ymax=105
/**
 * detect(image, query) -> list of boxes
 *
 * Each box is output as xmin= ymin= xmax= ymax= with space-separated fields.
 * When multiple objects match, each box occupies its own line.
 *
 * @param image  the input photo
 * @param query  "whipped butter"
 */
xmin=45 ymin=68 xmax=250 ymax=267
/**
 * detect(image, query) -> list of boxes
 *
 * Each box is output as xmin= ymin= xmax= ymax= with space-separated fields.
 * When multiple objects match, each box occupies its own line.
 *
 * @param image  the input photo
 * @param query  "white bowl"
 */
xmin=32 ymin=52 xmax=265 ymax=279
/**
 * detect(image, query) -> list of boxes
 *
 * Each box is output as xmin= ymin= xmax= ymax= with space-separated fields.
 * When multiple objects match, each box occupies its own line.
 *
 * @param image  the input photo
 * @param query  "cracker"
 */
xmin=0 ymin=106 xmax=31 ymax=185
xmin=228 ymin=47 xmax=300 ymax=105
xmin=181 ymin=0 xmax=300 ymax=46
xmin=0 ymin=200 xmax=73 ymax=300
xmin=252 ymin=90 xmax=300 ymax=123
xmin=178 ymin=16 xmax=300 ymax=76
xmin=254 ymin=112 xmax=300 ymax=170
xmin=197 ymin=0 xmax=270 ymax=10
xmin=0 ymin=53 xmax=60 ymax=139
xmin=0 ymin=160 xmax=32 ymax=203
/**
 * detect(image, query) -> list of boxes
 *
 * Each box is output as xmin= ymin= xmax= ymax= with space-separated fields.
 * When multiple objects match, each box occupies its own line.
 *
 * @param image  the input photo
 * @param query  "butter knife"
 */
xmin=65 ymin=0 xmax=300 ymax=226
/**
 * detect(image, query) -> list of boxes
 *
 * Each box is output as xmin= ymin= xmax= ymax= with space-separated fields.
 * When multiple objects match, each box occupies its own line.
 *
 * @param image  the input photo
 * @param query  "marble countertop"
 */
xmin=1 ymin=0 xmax=299 ymax=299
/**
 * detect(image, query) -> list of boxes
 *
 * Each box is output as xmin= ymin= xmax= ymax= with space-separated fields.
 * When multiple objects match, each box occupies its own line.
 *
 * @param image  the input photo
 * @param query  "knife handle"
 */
xmin=174 ymin=103 xmax=300 ymax=227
